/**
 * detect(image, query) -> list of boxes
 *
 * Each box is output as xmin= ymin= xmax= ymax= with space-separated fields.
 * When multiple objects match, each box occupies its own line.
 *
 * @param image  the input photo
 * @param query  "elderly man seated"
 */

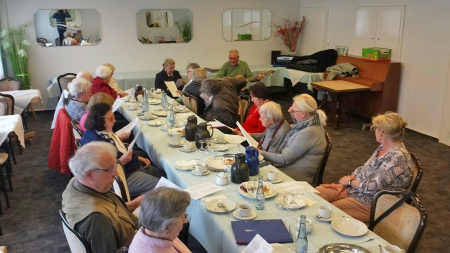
xmin=76 ymin=71 xmax=94 ymax=82
xmin=62 ymin=141 xmax=141 ymax=253
xmin=200 ymin=76 xmax=247 ymax=132
xmin=66 ymin=78 xmax=92 ymax=122
xmin=216 ymin=49 xmax=253 ymax=78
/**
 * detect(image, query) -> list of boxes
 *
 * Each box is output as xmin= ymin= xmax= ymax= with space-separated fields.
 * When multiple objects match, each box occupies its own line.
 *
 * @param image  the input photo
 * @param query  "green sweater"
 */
xmin=216 ymin=60 xmax=252 ymax=78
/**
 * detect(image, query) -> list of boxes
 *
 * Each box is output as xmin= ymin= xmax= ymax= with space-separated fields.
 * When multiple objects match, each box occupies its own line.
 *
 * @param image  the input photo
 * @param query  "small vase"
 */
xmin=287 ymin=50 xmax=296 ymax=56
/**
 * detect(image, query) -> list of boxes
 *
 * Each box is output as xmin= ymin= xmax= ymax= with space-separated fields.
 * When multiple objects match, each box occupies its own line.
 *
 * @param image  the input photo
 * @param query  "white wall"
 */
xmin=0 ymin=0 xmax=299 ymax=109
xmin=300 ymin=0 xmax=450 ymax=138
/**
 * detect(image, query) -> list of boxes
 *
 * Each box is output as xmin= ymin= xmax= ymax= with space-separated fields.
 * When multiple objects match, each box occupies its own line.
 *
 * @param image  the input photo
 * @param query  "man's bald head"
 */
xmin=76 ymin=71 xmax=94 ymax=82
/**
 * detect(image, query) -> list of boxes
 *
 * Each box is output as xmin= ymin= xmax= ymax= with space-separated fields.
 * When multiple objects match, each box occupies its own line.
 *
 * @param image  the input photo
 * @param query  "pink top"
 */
xmin=129 ymin=227 xmax=191 ymax=253
xmin=79 ymin=111 xmax=88 ymax=132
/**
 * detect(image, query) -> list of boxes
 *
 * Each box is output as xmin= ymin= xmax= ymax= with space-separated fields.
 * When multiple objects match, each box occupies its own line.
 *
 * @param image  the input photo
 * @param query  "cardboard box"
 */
xmin=237 ymin=34 xmax=252 ymax=41
xmin=362 ymin=47 xmax=392 ymax=62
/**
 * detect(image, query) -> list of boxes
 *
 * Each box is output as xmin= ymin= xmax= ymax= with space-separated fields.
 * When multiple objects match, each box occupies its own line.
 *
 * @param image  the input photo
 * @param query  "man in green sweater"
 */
xmin=216 ymin=49 xmax=253 ymax=78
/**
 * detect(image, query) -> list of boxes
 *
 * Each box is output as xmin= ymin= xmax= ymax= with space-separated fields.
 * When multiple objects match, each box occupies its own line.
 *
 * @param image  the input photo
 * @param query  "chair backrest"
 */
xmin=369 ymin=188 xmax=427 ymax=253
xmin=59 ymin=209 xmax=92 ymax=253
xmin=182 ymin=93 xmax=198 ymax=114
xmin=57 ymin=73 xmax=77 ymax=97
xmin=0 ymin=77 xmax=22 ymax=91
xmin=408 ymin=153 xmax=423 ymax=192
xmin=312 ymin=131 xmax=332 ymax=186
xmin=55 ymin=37 xmax=61 ymax=46
xmin=0 ymin=93 xmax=14 ymax=115
xmin=238 ymin=95 xmax=250 ymax=123
xmin=112 ymin=161 xmax=130 ymax=202
xmin=0 ymin=99 xmax=7 ymax=116
xmin=71 ymin=120 xmax=84 ymax=139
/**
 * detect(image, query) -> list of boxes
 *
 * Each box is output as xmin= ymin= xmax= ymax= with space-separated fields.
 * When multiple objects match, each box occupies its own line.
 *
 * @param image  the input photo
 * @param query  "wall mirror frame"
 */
xmin=136 ymin=9 xmax=192 ymax=44
xmin=222 ymin=8 xmax=272 ymax=42
xmin=34 ymin=9 xmax=101 ymax=47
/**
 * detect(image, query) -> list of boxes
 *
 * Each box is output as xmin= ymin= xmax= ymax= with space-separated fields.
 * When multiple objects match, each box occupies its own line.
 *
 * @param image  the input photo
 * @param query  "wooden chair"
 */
xmin=0 ymin=153 xmax=11 ymax=213
xmin=59 ymin=209 xmax=92 ymax=253
xmin=238 ymin=95 xmax=251 ymax=123
xmin=0 ymin=77 xmax=22 ymax=91
xmin=57 ymin=73 xmax=76 ymax=99
xmin=112 ymin=161 xmax=130 ymax=202
xmin=312 ymin=131 xmax=332 ymax=187
xmin=0 ymin=93 xmax=20 ymax=165
xmin=369 ymin=188 xmax=427 ymax=253
xmin=182 ymin=93 xmax=198 ymax=114
xmin=408 ymin=153 xmax=423 ymax=192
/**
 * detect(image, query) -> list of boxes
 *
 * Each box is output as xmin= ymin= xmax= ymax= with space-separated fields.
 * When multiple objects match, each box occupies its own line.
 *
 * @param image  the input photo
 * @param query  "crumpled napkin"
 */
xmin=175 ymin=160 xmax=197 ymax=169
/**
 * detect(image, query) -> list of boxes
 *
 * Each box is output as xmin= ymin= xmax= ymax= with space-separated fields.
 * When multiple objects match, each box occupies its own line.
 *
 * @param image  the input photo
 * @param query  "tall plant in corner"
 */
xmin=1 ymin=24 xmax=31 ymax=89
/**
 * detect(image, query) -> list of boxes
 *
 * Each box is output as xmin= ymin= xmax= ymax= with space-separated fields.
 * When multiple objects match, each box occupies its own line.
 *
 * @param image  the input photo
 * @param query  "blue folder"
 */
xmin=231 ymin=219 xmax=293 ymax=245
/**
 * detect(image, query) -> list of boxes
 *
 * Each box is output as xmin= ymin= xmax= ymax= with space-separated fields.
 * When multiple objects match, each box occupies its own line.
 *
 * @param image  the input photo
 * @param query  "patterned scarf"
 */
xmin=275 ymin=112 xmax=320 ymax=153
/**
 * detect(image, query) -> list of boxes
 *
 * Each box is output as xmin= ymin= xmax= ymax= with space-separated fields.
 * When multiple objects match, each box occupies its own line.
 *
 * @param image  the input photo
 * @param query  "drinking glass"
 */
xmin=198 ymin=140 xmax=206 ymax=154
xmin=288 ymin=221 xmax=300 ymax=250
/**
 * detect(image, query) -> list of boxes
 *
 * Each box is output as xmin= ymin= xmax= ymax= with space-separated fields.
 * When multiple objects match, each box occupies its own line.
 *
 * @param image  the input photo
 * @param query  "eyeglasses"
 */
xmin=187 ymin=70 xmax=193 ymax=73
xmin=229 ymin=57 xmax=239 ymax=60
xmin=103 ymin=115 xmax=115 ymax=121
xmin=290 ymin=109 xmax=303 ymax=114
xmin=92 ymin=161 xmax=119 ymax=173
xmin=182 ymin=213 xmax=190 ymax=224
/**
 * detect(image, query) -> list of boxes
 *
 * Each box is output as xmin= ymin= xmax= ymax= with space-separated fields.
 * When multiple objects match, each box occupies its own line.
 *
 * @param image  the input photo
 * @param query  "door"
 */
xmin=299 ymin=7 xmax=328 ymax=55
xmin=439 ymin=56 xmax=450 ymax=146
xmin=354 ymin=9 xmax=378 ymax=54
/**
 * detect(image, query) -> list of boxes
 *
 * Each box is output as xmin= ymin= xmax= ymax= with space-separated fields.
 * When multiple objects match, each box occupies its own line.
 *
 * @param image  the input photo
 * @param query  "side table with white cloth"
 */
xmin=285 ymin=69 xmax=324 ymax=92
xmin=118 ymin=96 xmax=390 ymax=253
xmin=0 ymin=115 xmax=25 ymax=148
xmin=0 ymin=89 xmax=42 ymax=116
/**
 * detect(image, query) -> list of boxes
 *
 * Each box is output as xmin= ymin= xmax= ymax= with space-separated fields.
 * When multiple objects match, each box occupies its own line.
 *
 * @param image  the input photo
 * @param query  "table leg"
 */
xmin=27 ymin=104 xmax=37 ymax=118
xmin=334 ymin=93 xmax=344 ymax=130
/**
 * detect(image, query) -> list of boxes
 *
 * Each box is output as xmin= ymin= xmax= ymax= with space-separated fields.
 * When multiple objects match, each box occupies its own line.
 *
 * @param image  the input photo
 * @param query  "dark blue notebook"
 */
xmin=231 ymin=219 xmax=293 ymax=245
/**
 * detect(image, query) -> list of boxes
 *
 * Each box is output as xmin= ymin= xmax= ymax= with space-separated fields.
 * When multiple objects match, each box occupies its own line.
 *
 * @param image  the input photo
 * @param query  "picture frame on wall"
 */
xmin=335 ymin=45 xmax=348 ymax=55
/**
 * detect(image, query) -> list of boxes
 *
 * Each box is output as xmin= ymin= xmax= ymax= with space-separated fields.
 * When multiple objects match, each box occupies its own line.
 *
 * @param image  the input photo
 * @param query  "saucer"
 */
xmin=148 ymin=120 xmax=164 ymax=126
xmin=214 ymin=140 xmax=227 ymax=144
xmin=205 ymin=199 xmax=237 ymax=213
xmin=179 ymin=147 xmax=196 ymax=153
xmin=232 ymin=210 xmax=257 ymax=220
xmin=215 ymin=144 xmax=229 ymax=152
xmin=152 ymin=109 xmax=169 ymax=117
xmin=313 ymin=211 xmax=340 ymax=222
xmin=139 ymin=115 xmax=157 ymax=121
xmin=190 ymin=170 xmax=210 ymax=176
xmin=169 ymin=141 xmax=185 ymax=148
xmin=148 ymin=99 xmax=161 ymax=105
xmin=263 ymin=175 xmax=282 ymax=184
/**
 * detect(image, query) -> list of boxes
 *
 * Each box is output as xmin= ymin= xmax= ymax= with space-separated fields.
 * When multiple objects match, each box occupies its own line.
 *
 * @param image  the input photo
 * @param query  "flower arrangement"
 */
xmin=274 ymin=16 xmax=306 ymax=53
xmin=1 ymin=24 xmax=31 ymax=89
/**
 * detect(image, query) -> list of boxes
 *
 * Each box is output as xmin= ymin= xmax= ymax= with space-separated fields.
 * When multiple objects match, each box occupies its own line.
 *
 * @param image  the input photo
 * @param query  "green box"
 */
xmin=362 ymin=47 xmax=392 ymax=62
xmin=237 ymin=34 xmax=252 ymax=41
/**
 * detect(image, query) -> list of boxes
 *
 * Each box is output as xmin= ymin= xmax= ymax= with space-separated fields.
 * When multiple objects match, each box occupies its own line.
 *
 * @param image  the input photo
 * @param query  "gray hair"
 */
xmin=293 ymin=94 xmax=327 ymax=126
xmin=186 ymin=63 xmax=200 ymax=70
xmin=259 ymin=101 xmax=283 ymax=122
xmin=200 ymin=79 xmax=221 ymax=96
xmin=76 ymin=71 xmax=93 ymax=82
xmin=103 ymin=63 xmax=115 ymax=73
xmin=229 ymin=49 xmax=239 ymax=56
xmin=69 ymin=141 xmax=117 ymax=179
xmin=192 ymin=68 xmax=206 ymax=82
xmin=139 ymin=187 xmax=191 ymax=234
xmin=371 ymin=112 xmax=408 ymax=141
xmin=162 ymin=58 xmax=175 ymax=67
xmin=95 ymin=65 xmax=112 ymax=79
xmin=64 ymin=31 xmax=72 ymax=37
xmin=68 ymin=78 xmax=92 ymax=98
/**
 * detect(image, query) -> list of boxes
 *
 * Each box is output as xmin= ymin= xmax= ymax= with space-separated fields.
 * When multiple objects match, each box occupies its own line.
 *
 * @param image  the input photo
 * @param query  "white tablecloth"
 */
xmin=118 ymin=101 xmax=389 ymax=253
xmin=286 ymin=69 xmax=324 ymax=91
xmin=1 ymin=89 xmax=42 ymax=115
xmin=0 ymin=115 xmax=25 ymax=148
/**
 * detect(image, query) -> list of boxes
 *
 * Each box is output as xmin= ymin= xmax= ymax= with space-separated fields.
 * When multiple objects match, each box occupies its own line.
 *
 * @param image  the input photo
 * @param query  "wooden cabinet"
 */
xmin=354 ymin=6 xmax=405 ymax=61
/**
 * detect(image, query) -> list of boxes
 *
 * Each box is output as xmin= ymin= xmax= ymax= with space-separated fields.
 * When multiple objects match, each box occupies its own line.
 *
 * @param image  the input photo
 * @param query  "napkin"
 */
xmin=300 ymin=196 xmax=317 ymax=207
xmin=175 ymin=160 xmax=197 ymax=169
xmin=202 ymin=194 xmax=229 ymax=203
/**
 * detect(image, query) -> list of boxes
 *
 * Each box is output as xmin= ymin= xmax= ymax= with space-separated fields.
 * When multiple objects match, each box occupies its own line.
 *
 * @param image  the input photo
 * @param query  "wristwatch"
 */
xmin=347 ymin=180 xmax=353 ymax=187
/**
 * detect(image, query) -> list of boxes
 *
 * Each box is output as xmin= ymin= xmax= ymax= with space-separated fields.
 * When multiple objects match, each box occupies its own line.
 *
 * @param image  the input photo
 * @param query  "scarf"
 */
xmin=95 ymin=130 xmax=127 ymax=153
xmin=275 ymin=112 xmax=320 ymax=153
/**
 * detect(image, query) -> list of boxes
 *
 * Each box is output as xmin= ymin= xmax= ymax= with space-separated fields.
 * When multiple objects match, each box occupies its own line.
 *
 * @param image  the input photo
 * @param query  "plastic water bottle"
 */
xmin=255 ymin=175 xmax=265 ymax=210
xmin=296 ymin=215 xmax=308 ymax=253
xmin=141 ymin=88 xmax=149 ymax=113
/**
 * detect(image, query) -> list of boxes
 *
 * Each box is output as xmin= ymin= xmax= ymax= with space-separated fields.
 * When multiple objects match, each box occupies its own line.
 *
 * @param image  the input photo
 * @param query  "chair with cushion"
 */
xmin=408 ymin=153 xmax=423 ymax=192
xmin=57 ymin=73 xmax=76 ymax=99
xmin=312 ymin=131 xmax=332 ymax=187
xmin=238 ymin=95 xmax=251 ymax=123
xmin=0 ymin=77 xmax=22 ymax=91
xmin=182 ymin=93 xmax=198 ymax=115
xmin=369 ymin=188 xmax=427 ymax=253
xmin=59 ymin=209 xmax=92 ymax=253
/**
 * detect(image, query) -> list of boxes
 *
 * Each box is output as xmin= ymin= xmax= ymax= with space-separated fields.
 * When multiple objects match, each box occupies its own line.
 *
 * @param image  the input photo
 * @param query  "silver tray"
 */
xmin=318 ymin=243 xmax=370 ymax=253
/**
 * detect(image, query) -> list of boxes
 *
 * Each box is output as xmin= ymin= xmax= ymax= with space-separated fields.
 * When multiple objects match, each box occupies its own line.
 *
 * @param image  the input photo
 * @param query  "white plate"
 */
xmin=313 ymin=211 xmax=341 ymax=222
xmin=205 ymin=199 xmax=237 ymax=213
xmin=233 ymin=209 xmax=257 ymax=220
xmin=148 ymin=120 xmax=164 ymax=126
xmin=263 ymin=175 xmax=282 ymax=184
xmin=274 ymin=194 xmax=306 ymax=209
xmin=169 ymin=141 xmax=185 ymax=148
xmin=174 ymin=107 xmax=190 ymax=113
xmin=179 ymin=147 xmax=196 ymax=153
xmin=205 ymin=156 xmax=229 ymax=171
xmin=139 ymin=115 xmax=157 ymax=121
xmin=238 ymin=181 xmax=278 ymax=199
xmin=152 ymin=109 xmax=169 ymax=117
xmin=270 ymin=244 xmax=295 ymax=253
xmin=148 ymin=99 xmax=161 ymax=104
xmin=190 ymin=170 xmax=210 ymax=176
xmin=331 ymin=218 xmax=368 ymax=236
xmin=215 ymin=144 xmax=229 ymax=152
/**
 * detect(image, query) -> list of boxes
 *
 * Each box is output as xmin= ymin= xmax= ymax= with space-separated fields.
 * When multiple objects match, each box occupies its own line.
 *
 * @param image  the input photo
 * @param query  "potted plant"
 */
xmin=274 ymin=16 xmax=306 ymax=54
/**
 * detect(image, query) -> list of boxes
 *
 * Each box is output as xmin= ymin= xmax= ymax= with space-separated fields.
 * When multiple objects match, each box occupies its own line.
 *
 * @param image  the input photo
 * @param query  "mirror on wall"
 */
xmin=136 ymin=9 xmax=192 ymax=44
xmin=222 ymin=8 xmax=272 ymax=41
xmin=34 ymin=9 xmax=101 ymax=47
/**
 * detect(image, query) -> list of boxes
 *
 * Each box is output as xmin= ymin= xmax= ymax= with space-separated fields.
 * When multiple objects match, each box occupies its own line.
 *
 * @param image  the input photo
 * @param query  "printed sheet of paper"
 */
xmin=184 ymin=182 xmax=224 ymax=200
xmin=208 ymin=120 xmax=227 ymax=128
xmin=116 ymin=117 xmax=139 ymax=136
xmin=236 ymin=121 xmax=258 ymax=147
xmin=112 ymin=96 xmax=125 ymax=112
xmin=127 ymin=125 xmax=142 ymax=151
xmin=275 ymin=181 xmax=319 ymax=194
xmin=164 ymin=81 xmax=181 ymax=97
xmin=224 ymin=134 xmax=246 ymax=144
xmin=241 ymin=234 xmax=273 ymax=253
xmin=155 ymin=177 xmax=182 ymax=190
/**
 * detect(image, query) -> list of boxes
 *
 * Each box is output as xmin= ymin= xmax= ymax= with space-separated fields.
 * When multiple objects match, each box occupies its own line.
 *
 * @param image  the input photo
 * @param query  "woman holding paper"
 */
xmin=259 ymin=94 xmax=327 ymax=184
xmin=155 ymin=58 xmax=183 ymax=98
xmin=235 ymin=82 xmax=270 ymax=134
xmin=80 ymin=102 xmax=160 ymax=196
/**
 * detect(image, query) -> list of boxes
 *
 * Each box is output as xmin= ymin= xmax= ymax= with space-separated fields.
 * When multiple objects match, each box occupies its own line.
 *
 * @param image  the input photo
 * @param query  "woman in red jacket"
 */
xmin=91 ymin=65 xmax=120 ymax=99
xmin=236 ymin=82 xmax=270 ymax=134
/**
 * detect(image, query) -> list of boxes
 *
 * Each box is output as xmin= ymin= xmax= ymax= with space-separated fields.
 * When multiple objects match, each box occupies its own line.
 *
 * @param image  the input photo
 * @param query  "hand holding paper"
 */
xmin=236 ymin=121 xmax=258 ymax=147
xmin=164 ymin=81 xmax=181 ymax=97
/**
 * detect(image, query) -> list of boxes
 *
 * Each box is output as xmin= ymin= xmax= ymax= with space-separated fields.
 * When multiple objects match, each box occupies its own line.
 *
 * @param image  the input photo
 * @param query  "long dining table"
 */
xmin=118 ymin=97 xmax=389 ymax=253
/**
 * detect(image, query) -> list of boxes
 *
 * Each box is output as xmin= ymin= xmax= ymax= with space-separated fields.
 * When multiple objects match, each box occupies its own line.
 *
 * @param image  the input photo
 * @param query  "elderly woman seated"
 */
xmin=103 ymin=63 xmax=128 ymax=97
xmin=155 ymin=58 xmax=183 ymax=98
xmin=80 ymin=103 xmax=160 ymax=196
xmin=316 ymin=112 xmax=413 ymax=223
xmin=129 ymin=187 xmax=191 ymax=253
xmin=250 ymin=101 xmax=291 ymax=152
xmin=66 ymin=78 xmax=92 ymax=122
xmin=259 ymin=94 xmax=327 ymax=184
xmin=91 ymin=65 xmax=121 ymax=99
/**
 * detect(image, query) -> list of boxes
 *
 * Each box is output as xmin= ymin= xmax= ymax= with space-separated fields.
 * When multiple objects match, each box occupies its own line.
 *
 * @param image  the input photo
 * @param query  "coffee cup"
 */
xmin=163 ymin=122 xmax=172 ymax=131
xmin=183 ymin=142 xmax=193 ymax=152
xmin=383 ymin=245 xmax=405 ymax=253
xmin=194 ymin=163 xmax=207 ymax=175
xmin=156 ymin=88 xmax=162 ymax=93
xmin=169 ymin=132 xmax=182 ymax=145
xmin=143 ymin=112 xmax=153 ymax=120
xmin=216 ymin=135 xmax=225 ymax=143
xmin=128 ymin=103 xmax=138 ymax=110
xmin=178 ymin=119 xmax=187 ymax=127
xmin=129 ymin=97 xmax=137 ymax=103
xmin=267 ymin=170 xmax=278 ymax=181
xmin=318 ymin=205 xmax=332 ymax=219
xmin=137 ymin=94 xmax=142 ymax=102
xmin=305 ymin=219 xmax=313 ymax=234
xmin=238 ymin=204 xmax=251 ymax=217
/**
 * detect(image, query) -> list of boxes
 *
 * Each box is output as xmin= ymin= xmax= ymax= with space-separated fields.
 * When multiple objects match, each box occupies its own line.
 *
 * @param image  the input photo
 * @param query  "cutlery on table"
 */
xmin=218 ymin=201 xmax=229 ymax=212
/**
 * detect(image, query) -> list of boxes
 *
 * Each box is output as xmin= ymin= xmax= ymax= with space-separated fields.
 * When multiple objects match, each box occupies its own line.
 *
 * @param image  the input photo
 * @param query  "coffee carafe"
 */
xmin=185 ymin=115 xmax=198 ymax=141
xmin=195 ymin=122 xmax=213 ymax=148
xmin=230 ymin=153 xmax=249 ymax=184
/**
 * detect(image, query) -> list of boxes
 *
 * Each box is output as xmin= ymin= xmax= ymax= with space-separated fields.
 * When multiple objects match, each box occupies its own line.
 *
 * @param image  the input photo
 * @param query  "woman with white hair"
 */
xmin=66 ymin=78 xmax=92 ymax=122
xmin=155 ymin=58 xmax=182 ymax=98
xmin=250 ymin=101 xmax=291 ymax=153
xmin=129 ymin=187 xmax=191 ymax=253
xmin=103 ymin=63 xmax=127 ymax=97
xmin=91 ymin=65 xmax=120 ymax=99
xmin=259 ymin=94 xmax=327 ymax=184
